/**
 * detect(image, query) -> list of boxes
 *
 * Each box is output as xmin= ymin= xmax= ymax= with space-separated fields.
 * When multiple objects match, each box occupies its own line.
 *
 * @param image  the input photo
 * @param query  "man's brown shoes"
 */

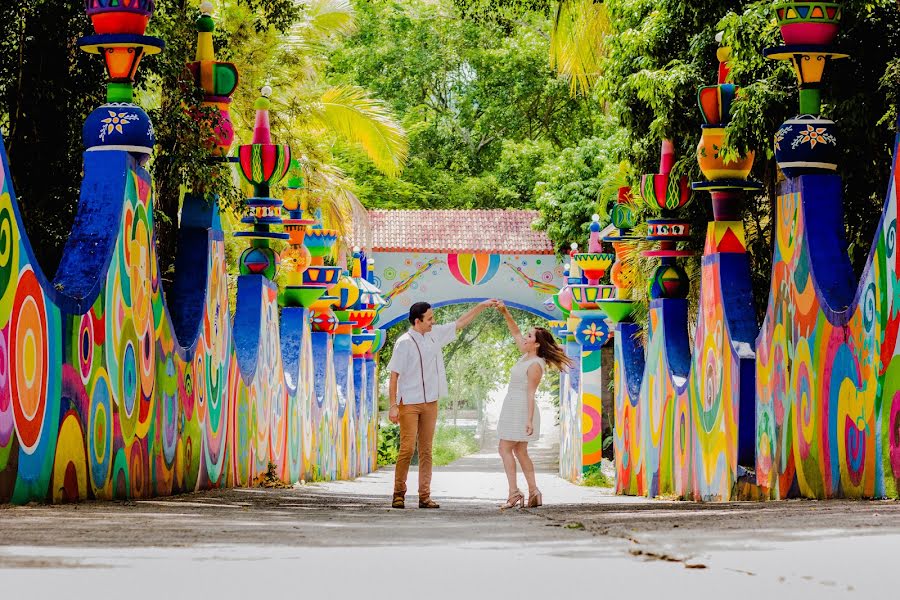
xmin=391 ymin=494 xmax=440 ymax=509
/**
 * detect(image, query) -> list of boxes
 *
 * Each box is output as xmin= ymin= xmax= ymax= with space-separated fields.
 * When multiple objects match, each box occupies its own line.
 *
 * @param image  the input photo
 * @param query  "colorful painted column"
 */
xmin=637 ymin=141 xmax=693 ymax=498
xmin=679 ymin=34 xmax=762 ymax=500
xmin=755 ymin=4 xmax=885 ymax=500
xmin=552 ymin=263 xmax=580 ymax=480
xmin=561 ymin=218 xmax=616 ymax=479
xmin=600 ymin=186 xmax=645 ymax=495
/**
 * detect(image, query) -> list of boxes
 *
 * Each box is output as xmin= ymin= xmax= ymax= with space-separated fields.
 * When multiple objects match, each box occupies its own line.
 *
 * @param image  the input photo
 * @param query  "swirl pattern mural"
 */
xmin=0 ymin=137 xmax=377 ymax=504
xmin=615 ymin=133 xmax=900 ymax=501
xmin=755 ymin=156 xmax=899 ymax=499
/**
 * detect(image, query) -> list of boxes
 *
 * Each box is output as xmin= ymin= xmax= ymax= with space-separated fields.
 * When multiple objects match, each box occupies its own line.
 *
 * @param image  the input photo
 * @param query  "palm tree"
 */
xmin=221 ymin=0 xmax=407 ymax=253
xmin=549 ymin=0 xmax=610 ymax=95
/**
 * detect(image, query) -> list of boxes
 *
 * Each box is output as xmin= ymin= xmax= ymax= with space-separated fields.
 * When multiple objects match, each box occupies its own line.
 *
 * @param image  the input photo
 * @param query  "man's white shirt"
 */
xmin=387 ymin=323 xmax=457 ymax=404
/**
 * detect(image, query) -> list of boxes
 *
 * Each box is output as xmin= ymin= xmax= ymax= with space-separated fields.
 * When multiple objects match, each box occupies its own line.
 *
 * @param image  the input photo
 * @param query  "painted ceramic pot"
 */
xmin=570 ymin=284 xmax=616 ymax=309
xmin=331 ymin=274 xmax=361 ymax=310
xmin=303 ymin=228 xmax=339 ymax=257
xmin=237 ymin=142 xmax=290 ymax=191
xmin=302 ymin=265 xmax=341 ymax=287
xmin=648 ymin=262 xmax=689 ymax=300
xmin=609 ymin=188 xmax=638 ymax=231
xmin=309 ymin=295 xmax=339 ymax=312
xmin=646 ymin=220 xmax=691 ymax=241
xmin=573 ymin=253 xmax=615 ymax=283
xmin=351 ymin=333 xmax=376 ymax=357
xmin=610 ymin=259 xmax=636 ymax=297
xmin=774 ymin=116 xmax=838 ymax=177
xmin=281 ymin=240 xmax=311 ymax=279
xmin=570 ymin=310 xmax=611 ymax=350
xmin=83 ymin=103 xmax=155 ymax=160
xmin=86 ymin=0 xmax=156 ymax=34
xmin=697 ymin=83 xmax=737 ymax=125
xmin=697 ymin=127 xmax=754 ymax=181
xmin=552 ymin=287 xmax=574 ymax=318
xmin=640 ymin=173 xmax=690 ymax=212
xmin=774 ymin=2 xmax=842 ymax=46
xmin=347 ymin=309 xmax=377 ymax=330
xmin=597 ymin=300 xmax=634 ymax=324
xmin=311 ymin=309 xmax=339 ymax=334
xmin=281 ymin=285 xmax=325 ymax=308
xmin=239 ymin=245 xmax=280 ymax=278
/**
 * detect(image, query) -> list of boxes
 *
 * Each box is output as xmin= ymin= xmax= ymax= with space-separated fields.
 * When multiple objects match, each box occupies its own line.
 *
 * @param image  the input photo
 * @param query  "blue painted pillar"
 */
xmin=333 ymin=332 xmax=352 ymax=419
xmin=310 ymin=331 xmax=332 ymax=408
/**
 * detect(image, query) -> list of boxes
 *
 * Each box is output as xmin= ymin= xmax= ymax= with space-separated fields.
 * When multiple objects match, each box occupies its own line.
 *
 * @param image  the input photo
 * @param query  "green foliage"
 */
xmin=0 ymin=0 xmax=104 ymax=272
xmin=581 ymin=466 xmax=613 ymax=488
xmin=432 ymin=425 xmax=480 ymax=466
xmin=328 ymin=0 xmax=602 ymax=209
xmin=377 ymin=422 xmax=401 ymax=466
xmin=533 ymin=120 xmax=629 ymax=253
xmin=376 ymin=422 xmax=479 ymax=467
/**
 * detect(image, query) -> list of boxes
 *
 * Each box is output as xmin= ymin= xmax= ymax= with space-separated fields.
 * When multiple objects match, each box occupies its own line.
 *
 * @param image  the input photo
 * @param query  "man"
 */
xmin=387 ymin=300 xmax=496 ymax=508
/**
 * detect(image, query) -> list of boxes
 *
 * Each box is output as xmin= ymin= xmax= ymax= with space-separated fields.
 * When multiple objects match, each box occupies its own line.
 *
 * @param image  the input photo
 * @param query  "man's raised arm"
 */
xmin=455 ymin=299 xmax=497 ymax=330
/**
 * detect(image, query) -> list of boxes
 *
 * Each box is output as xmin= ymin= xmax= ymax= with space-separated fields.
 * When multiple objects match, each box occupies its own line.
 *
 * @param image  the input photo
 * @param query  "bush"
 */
xmin=377 ymin=423 xmax=401 ymax=467
xmin=581 ymin=467 xmax=613 ymax=488
xmin=432 ymin=426 xmax=479 ymax=467
xmin=376 ymin=423 xmax=479 ymax=467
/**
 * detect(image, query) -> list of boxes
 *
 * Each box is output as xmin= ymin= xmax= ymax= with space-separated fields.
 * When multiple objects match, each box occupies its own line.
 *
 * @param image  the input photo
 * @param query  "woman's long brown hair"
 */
xmin=534 ymin=327 xmax=574 ymax=372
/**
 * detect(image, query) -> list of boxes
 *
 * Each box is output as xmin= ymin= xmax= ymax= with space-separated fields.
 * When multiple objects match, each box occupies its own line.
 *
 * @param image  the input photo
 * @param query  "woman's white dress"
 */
xmin=497 ymin=355 xmax=545 ymax=442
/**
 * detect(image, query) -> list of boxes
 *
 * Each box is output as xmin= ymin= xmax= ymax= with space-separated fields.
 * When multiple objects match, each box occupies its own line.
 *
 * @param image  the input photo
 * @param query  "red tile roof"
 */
xmin=356 ymin=209 xmax=554 ymax=255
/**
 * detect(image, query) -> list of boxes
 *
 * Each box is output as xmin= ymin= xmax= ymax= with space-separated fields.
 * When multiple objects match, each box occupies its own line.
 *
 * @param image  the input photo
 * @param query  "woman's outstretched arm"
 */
xmin=497 ymin=301 xmax=527 ymax=352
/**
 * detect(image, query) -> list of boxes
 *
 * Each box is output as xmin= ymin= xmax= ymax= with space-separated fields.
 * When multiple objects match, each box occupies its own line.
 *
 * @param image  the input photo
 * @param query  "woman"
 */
xmin=494 ymin=301 xmax=573 ymax=509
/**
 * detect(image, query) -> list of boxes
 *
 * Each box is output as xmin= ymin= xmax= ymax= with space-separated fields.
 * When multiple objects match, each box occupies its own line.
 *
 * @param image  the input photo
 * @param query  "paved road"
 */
xmin=1 ymin=428 xmax=898 ymax=599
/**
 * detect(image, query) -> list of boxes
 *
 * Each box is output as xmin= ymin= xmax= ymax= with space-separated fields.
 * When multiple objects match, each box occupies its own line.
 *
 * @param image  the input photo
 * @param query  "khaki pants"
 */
xmin=393 ymin=401 xmax=438 ymax=500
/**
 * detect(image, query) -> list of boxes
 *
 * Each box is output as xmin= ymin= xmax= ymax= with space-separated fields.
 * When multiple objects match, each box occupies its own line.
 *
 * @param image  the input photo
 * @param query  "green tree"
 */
xmin=328 ymin=0 xmax=603 ymax=209
xmin=0 ymin=0 xmax=103 ymax=272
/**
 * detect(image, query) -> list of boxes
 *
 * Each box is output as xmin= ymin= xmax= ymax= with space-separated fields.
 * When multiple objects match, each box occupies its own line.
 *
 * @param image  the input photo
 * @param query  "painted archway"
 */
xmin=352 ymin=210 xmax=566 ymax=328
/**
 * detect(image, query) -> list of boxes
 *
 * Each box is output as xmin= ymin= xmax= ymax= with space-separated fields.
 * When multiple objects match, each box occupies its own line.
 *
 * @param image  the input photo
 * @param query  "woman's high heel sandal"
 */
xmin=500 ymin=490 xmax=525 ymax=509
xmin=528 ymin=489 xmax=542 ymax=507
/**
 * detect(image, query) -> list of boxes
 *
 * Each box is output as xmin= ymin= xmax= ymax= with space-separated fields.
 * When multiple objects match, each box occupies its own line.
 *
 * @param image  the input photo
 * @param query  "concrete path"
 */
xmin=1 ymin=422 xmax=898 ymax=599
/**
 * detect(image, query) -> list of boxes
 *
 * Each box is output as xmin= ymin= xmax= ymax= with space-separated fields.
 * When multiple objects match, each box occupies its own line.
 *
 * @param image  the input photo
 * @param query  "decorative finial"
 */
xmin=79 ymin=0 xmax=162 ymax=159
xmin=588 ymin=214 xmax=603 ymax=252
xmin=188 ymin=0 xmax=238 ymax=157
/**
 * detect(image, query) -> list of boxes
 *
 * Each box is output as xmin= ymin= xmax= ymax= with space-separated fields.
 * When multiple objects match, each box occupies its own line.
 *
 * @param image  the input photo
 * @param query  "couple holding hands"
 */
xmin=386 ymin=299 xmax=572 ymax=510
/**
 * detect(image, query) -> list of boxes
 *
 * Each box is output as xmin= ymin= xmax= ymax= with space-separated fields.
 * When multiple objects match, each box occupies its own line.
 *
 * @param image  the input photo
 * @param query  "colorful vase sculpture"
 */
xmin=600 ymin=186 xmax=641 ymax=323
xmin=79 ymin=0 xmax=164 ymax=163
xmin=765 ymin=3 xmax=847 ymax=178
xmin=233 ymin=87 xmax=290 ymax=280
xmin=280 ymin=163 xmax=317 ymax=307
xmin=186 ymin=2 xmax=239 ymax=158
xmin=691 ymin=33 xmax=762 ymax=257
xmin=774 ymin=2 xmax=842 ymax=46
xmin=641 ymin=141 xmax=693 ymax=300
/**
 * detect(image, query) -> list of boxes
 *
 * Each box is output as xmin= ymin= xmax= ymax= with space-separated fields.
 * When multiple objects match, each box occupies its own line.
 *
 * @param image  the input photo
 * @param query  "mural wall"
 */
xmin=610 ymin=12 xmax=900 ymax=501
xmin=755 ymin=167 xmax=900 ymax=499
xmin=371 ymin=251 xmax=563 ymax=328
xmin=0 ymin=137 xmax=376 ymax=504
